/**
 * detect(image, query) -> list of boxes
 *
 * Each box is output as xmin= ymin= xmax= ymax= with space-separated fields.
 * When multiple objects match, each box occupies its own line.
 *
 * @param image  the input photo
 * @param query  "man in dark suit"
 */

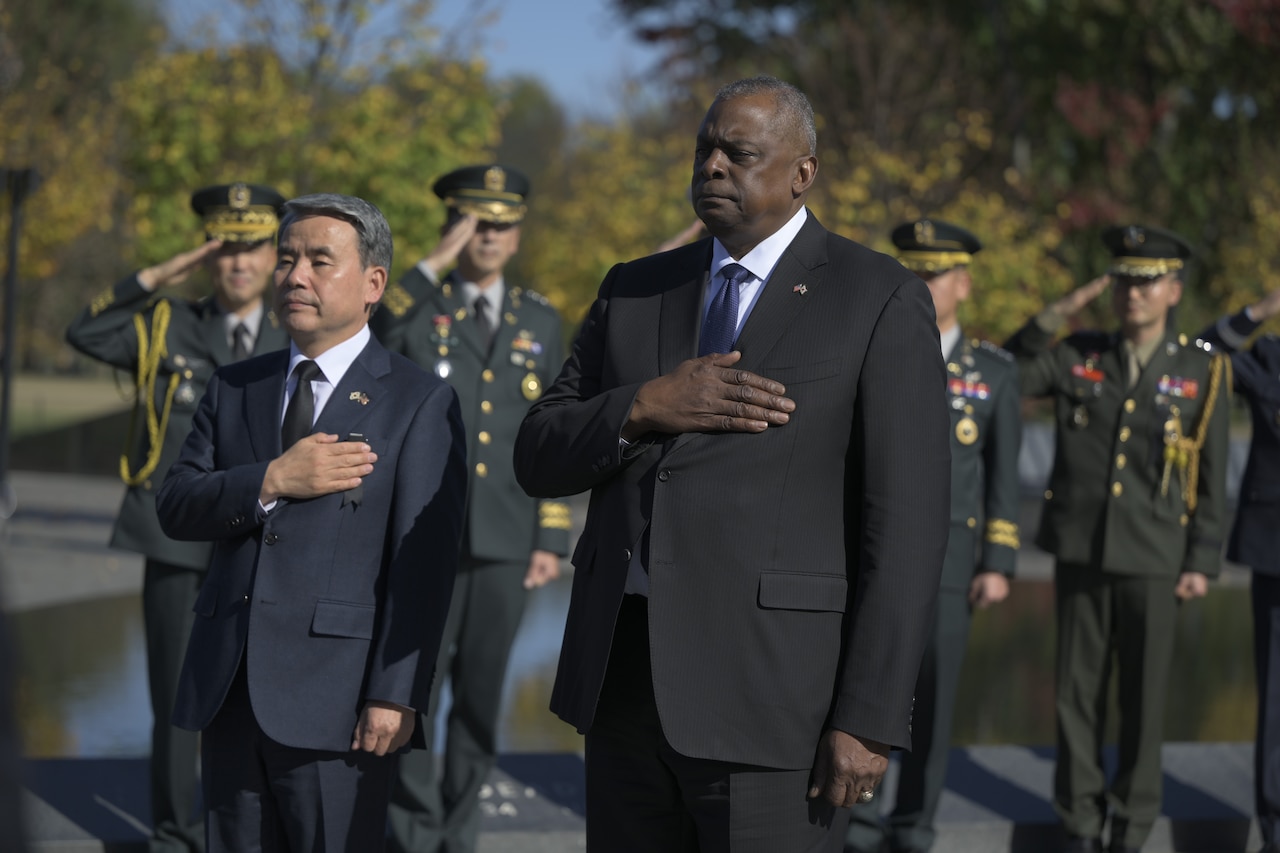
xmin=374 ymin=165 xmax=569 ymax=853
xmin=156 ymin=193 xmax=467 ymax=852
xmin=1197 ymin=286 xmax=1280 ymax=853
xmin=65 ymin=182 xmax=289 ymax=853
xmin=1005 ymin=225 xmax=1230 ymax=853
xmin=847 ymin=220 xmax=1021 ymax=853
xmin=514 ymin=76 xmax=950 ymax=852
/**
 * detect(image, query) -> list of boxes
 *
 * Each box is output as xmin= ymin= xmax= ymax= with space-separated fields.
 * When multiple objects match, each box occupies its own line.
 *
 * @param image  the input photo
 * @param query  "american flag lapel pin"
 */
xmin=793 ymin=283 xmax=808 ymax=295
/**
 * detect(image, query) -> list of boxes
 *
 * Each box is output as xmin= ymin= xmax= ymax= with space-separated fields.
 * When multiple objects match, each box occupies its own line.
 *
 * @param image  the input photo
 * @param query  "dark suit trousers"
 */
xmin=145 ymin=559 xmax=204 ymax=853
xmin=1253 ymin=572 xmax=1280 ymax=845
xmin=1052 ymin=563 xmax=1176 ymax=848
xmin=846 ymin=587 xmax=972 ymax=852
xmin=202 ymin=659 xmax=396 ymax=853
xmin=388 ymin=558 xmax=528 ymax=853
xmin=584 ymin=595 xmax=847 ymax=853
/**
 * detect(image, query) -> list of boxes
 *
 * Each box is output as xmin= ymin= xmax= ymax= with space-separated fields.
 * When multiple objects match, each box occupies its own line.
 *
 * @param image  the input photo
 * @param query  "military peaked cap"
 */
xmin=190 ymin=183 xmax=286 ymax=244
xmin=891 ymin=219 xmax=982 ymax=272
xmin=433 ymin=164 xmax=530 ymax=224
xmin=1102 ymin=224 xmax=1193 ymax=278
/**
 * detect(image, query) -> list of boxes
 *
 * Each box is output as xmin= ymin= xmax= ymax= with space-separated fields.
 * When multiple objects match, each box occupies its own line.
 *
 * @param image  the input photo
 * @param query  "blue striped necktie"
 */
xmin=699 ymin=263 xmax=750 ymax=356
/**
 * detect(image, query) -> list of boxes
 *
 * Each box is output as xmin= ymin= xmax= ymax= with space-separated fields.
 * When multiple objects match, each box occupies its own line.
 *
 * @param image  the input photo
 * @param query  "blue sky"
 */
xmin=428 ymin=0 xmax=665 ymax=117
xmin=165 ymin=0 xmax=666 ymax=118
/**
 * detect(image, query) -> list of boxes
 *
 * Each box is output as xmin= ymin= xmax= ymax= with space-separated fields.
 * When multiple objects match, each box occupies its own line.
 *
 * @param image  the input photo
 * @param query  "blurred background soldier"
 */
xmin=64 ymin=182 xmax=288 ymax=852
xmin=1004 ymin=225 xmax=1229 ymax=853
xmin=846 ymin=220 xmax=1021 ymax=853
xmin=373 ymin=164 xmax=569 ymax=853
xmin=1197 ymin=286 xmax=1280 ymax=853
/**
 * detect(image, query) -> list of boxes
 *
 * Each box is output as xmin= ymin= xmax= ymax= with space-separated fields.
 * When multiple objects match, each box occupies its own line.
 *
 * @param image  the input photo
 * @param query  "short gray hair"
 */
xmin=279 ymin=193 xmax=393 ymax=270
xmin=715 ymin=76 xmax=817 ymax=156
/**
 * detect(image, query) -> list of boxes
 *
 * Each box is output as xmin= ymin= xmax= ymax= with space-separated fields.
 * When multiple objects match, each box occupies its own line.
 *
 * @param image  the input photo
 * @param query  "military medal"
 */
xmin=435 ymin=358 xmax=452 ymax=379
xmin=175 ymin=382 xmax=196 ymax=405
xmin=521 ymin=372 xmax=542 ymax=401
xmin=955 ymin=416 xmax=978 ymax=445
xmin=1071 ymin=406 xmax=1089 ymax=428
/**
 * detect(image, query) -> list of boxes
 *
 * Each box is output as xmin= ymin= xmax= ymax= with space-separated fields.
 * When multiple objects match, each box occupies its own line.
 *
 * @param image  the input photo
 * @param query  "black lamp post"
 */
xmin=0 ymin=167 xmax=39 ymax=520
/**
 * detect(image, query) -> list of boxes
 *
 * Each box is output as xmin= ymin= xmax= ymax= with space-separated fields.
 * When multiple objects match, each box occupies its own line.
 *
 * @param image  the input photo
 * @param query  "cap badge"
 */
xmin=229 ymin=183 xmax=250 ymax=210
xmin=915 ymin=220 xmax=935 ymax=246
xmin=1123 ymin=226 xmax=1145 ymax=250
xmin=484 ymin=166 xmax=506 ymax=192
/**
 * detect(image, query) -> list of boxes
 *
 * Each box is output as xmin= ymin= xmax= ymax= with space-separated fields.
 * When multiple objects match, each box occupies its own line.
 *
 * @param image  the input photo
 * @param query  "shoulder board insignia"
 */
xmin=976 ymin=339 xmax=1015 ymax=362
xmin=89 ymin=287 xmax=115 ymax=317
xmin=383 ymin=283 xmax=415 ymax=318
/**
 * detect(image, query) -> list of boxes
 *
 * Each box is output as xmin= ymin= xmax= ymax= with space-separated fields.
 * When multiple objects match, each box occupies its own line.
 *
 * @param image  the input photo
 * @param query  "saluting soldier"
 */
xmin=65 ymin=182 xmax=289 ymax=853
xmin=372 ymin=164 xmax=569 ymax=853
xmin=1004 ymin=225 xmax=1231 ymax=853
xmin=846 ymin=220 xmax=1021 ymax=853
xmin=1197 ymin=286 xmax=1280 ymax=853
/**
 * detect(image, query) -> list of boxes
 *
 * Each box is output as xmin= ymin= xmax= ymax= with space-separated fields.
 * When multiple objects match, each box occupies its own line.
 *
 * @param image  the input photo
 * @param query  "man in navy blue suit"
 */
xmin=1198 ymin=286 xmax=1280 ymax=853
xmin=157 ymin=193 xmax=467 ymax=852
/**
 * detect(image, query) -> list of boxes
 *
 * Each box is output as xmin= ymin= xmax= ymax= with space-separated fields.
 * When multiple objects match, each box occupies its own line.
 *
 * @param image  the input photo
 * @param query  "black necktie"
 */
xmin=281 ymin=360 xmax=321 ymax=449
xmin=700 ymin=263 xmax=750 ymax=356
xmin=231 ymin=322 xmax=251 ymax=361
xmin=474 ymin=294 xmax=494 ymax=346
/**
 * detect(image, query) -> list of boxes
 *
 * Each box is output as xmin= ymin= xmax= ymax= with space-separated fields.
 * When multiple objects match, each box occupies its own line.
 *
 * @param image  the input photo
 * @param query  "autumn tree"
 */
xmin=0 ymin=0 xmax=164 ymax=367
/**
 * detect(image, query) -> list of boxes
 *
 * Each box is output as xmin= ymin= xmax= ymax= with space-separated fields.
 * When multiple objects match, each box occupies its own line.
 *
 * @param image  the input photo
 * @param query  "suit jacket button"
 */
xmin=264 ymin=532 xmax=279 ymax=545
xmin=623 ymin=548 xmax=632 ymax=561
xmin=658 ymin=469 xmax=671 ymax=482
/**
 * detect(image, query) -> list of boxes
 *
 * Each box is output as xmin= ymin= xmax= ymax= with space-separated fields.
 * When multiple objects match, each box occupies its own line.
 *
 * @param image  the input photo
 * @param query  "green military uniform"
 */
xmin=849 ymin=221 xmax=1022 ymax=853
xmin=64 ymin=183 xmax=288 ymax=853
xmin=375 ymin=165 xmax=569 ymax=853
xmin=1004 ymin=225 xmax=1230 ymax=852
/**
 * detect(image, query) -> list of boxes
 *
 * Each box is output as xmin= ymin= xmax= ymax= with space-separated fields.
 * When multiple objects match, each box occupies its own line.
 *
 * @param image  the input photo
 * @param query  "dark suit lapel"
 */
xmin=257 ymin=305 xmax=288 ymax=355
xmin=731 ymin=217 xmax=828 ymax=375
xmin=312 ymin=336 xmax=391 ymax=441
xmin=245 ymin=350 xmax=291 ymax=460
xmin=441 ymin=273 xmax=490 ymax=361
xmin=199 ymin=299 xmax=235 ymax=367
xmin=658 ymin=243 xmax=713 ymax=376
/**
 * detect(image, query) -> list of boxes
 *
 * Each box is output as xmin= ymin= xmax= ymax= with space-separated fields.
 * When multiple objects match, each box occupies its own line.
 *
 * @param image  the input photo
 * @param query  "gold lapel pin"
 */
xmin=349 ymin=391 xmax=370 ymax=405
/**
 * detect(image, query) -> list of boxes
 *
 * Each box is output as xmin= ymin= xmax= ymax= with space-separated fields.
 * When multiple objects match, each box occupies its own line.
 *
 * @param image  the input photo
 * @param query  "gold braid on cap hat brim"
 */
xmin=446 ymin=195 xmax=527 ymax=224
xmin=897 ymin=250 xmax=973 ymax=272
xmin=1109 ymin=256 xmax=1184 ymax=277
xmin=203 ymin=207 xmax=280 ymax=243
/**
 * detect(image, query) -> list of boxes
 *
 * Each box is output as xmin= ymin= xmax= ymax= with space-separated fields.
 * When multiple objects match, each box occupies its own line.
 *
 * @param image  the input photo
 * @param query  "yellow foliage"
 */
xmin=1213 ymin=174 xmax=1280 ymax=326
xmin=0 ymin=58 xmax=121 ymax=282
xmin=811 ymin=109 xmax=1073 ymax=344
xmin=516 ymin=118 xmax=695 ymax=326
xmin=111 ymin=47 xmax=503 ymax=278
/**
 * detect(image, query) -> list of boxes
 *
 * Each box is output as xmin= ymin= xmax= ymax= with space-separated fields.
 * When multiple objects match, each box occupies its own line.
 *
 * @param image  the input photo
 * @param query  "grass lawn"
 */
xmin=4 ymin=373 xmax=133 ymax=439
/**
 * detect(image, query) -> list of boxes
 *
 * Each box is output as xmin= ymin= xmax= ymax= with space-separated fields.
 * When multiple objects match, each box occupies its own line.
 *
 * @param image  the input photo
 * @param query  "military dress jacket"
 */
xmin=374 ymin=267 xmax=569 ymax=562
xmin=65 ymin=274 xmax=288 ymax=570
xmin=1005 ymin=321 xmax=1230 ymax=578
xmin=1198 ymin=310 xmax=1280 ymax=576
xmin=940 ymin=335 xmax=1022 ymax=590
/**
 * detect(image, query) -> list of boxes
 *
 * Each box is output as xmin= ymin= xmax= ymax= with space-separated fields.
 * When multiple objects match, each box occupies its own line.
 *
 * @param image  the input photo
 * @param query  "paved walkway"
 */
xmin=0 ymin=471 xmax=1261 ymax=852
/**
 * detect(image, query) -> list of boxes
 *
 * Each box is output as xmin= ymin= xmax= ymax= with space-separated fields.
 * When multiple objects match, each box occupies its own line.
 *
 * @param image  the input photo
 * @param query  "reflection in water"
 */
xmin=10 ymin=578 xmax=1253 ymax=760
xmin=955 ymin=579 xmax=1255 ymax=745
xmin=10 ymin=594 xmax=146 ymax=757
